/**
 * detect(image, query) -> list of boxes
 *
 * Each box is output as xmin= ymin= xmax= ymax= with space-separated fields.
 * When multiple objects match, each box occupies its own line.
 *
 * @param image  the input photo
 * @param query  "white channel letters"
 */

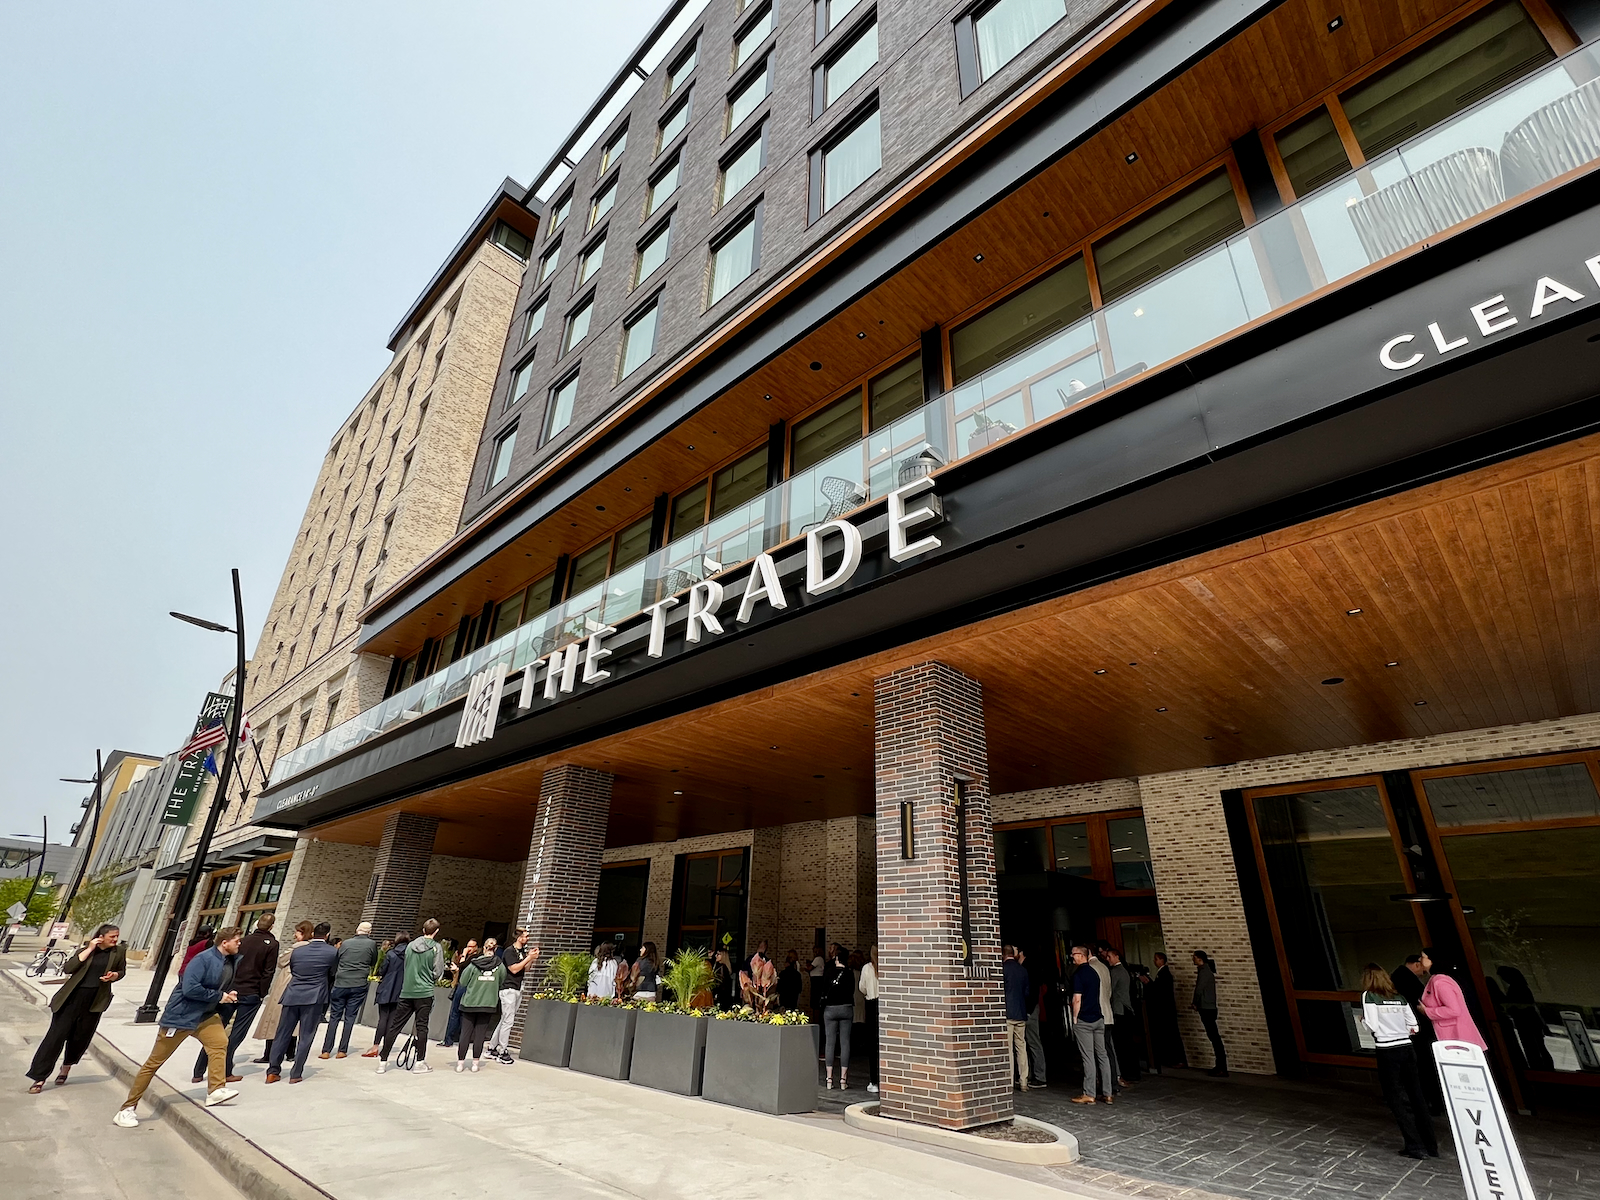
xmin=455 ymin=661 xmax=509 ymax=748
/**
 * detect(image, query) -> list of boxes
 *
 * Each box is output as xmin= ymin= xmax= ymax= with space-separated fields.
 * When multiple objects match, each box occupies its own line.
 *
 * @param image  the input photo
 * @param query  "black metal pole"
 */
xmin=135 ymin=569 xmax=247 ymax=1024
xmin=55 ymin=750 xmax=104 ymax=942
xmin=2 ymin=816 xmax=47 ymax=954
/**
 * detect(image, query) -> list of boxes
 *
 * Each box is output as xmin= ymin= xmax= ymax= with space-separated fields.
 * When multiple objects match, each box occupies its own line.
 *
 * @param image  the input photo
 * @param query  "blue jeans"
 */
xmin=321 ymin=985 xmax=368 ymax=1055
xmin=442 ymin=982 xmax=467 ymax=1045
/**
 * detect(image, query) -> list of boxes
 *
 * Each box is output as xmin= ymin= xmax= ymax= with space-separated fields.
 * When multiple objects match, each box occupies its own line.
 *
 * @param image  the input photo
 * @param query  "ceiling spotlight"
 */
xmin=1156 ymin=707 xmax=1168 ymax=712
xmin=1125 ymin=152 xmax=1139 ymax=164
xmin=809 ymin=361 xmax=822 ymax=371
xmin=856 ymin=331 xmax=866 ymax=339
xmin=1385 ymin=661 xmax=1400 ymax=668
xmin=764 ymin=393 xmax=772 ymax=399
xmin=973 ymin=253 xmax=985 ymax=263
xmin=673 ymin=790 xmax=683 ymax=795
xmin=1346 ymin=608 xmax=1363 ymax=615
xmin=769 ymin=745 xmax=778 ymax=750
xmin=595 ymin=504 xmax=605 ymax=511
xmin=1204 ymin=735 xmax=1215 ymax=741
xmin=1327 ymin=15 xmax=1344 ymax=32
xmin=1321 ymin=677 xmax=1344 ymax=685
xmin=1414 ymin=700 xmax=1428 ymax=706
xmin=1093 ymin=669 xmax=1107 ymax=675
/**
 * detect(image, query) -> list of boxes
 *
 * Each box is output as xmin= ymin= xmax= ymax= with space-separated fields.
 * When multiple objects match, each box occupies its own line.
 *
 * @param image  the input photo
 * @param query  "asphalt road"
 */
xmin=0 ymin=968 xmax=244 ymax=1200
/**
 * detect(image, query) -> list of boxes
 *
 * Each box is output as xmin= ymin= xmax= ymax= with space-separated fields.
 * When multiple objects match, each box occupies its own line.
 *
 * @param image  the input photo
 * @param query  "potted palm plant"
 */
xmin=701 ymin=952 xmax=815 ymax=1114
xmin=521 ymin=951 xmax=590 ymax=1067
xmin=629 ymin=949 xmax=714 ymax=1096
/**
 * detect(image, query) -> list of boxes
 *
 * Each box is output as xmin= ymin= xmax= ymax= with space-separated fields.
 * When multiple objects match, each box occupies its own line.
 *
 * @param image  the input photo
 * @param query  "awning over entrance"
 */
xmin=155 ymin=833 xmax=297 ymax=881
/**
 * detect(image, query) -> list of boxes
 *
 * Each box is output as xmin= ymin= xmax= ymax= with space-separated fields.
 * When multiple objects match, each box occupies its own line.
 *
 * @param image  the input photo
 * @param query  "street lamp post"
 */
xmin=55 ymin=751 xmax=105 ymax=944
xmin=134 ymin=568 xmax=247 ymax=1025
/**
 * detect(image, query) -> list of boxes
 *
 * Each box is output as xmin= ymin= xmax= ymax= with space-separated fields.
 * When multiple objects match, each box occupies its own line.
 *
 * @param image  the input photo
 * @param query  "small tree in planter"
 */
xmin=631 ymin=949 xmax=717 ymax=1096
xmin=541 ymin=951 xmax=592 ymax=999
xmin=660 ymin=948 xmax=714 ymax=1010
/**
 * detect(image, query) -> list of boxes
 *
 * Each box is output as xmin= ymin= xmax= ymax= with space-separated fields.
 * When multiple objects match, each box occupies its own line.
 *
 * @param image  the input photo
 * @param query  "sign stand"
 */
xmin=1434 ymin=1040 xmax=1534 ymax=1200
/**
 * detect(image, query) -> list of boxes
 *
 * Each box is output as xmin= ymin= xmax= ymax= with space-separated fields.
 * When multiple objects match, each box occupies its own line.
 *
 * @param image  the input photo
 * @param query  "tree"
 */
xmin=0 ymin=878 xmax=60 ymax=929
xmin=67 ymin=867 xmax=129 ymax=936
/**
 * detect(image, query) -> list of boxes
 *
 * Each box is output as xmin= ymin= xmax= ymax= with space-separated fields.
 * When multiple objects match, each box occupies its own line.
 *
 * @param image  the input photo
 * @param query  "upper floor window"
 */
xmin=647 ymin=156 xmax=681 ymax=217
xmin=708 ymin=203 xmax=761 ymax=305
xmin=550 ymin=192 xmax=572 ymax=231
xmin=735 ymin=2 xmax=773 ymax=68
xmin=619 ymin=300 xmax=660 ymax=380
xmin=508 ymin=356 xmax=536 ymax=410
xmin=538 ymin=240 xmax=562 ymax=284
xmin=720 ymin=124 xmax=766 ymax=207
xmin=811 ymin=101 xmax=880 ymax=219
xmin=659 ymin=90 xmax=693 ymax=152
xmin=544 ymin=372 xmax=580 ymax=442
xmin=563 ymin=297 xmax=594 ymax=353
xmin=728 ymin=59 xmax=772 ymax=134
xmin=578 ymin=237 xmax=606 ymax=286
xmin=950 ymin=256 xmax=1091 ymax=385
xmin=670 ymin=445 xmax=769 ymax=539
xmin=636 ymin=218 xmax=673 ymax=287
xmin=815 ymin=0 xmax=867 ymax=37
xmin=968 ymin=0 xmax=1068 ymax=85
xmin=1090 ymin=168 xmax=1243 ymax=304
xmin=815 ymin=16 xmax=876 ymax=114
xmin=490 ymin=220 xmax=533 ymax=260
xmin=589 ymin=178 xmax=618 ymax=229
xmin=599 ymin=125 xmax=628 ymax=175
xmin=521 ymin=297 xmax=547 ymax=344
xmin=488 ymin=425 xmax=517 ymax=489
xmin=667 ymin=40 xmax=698 ymax=96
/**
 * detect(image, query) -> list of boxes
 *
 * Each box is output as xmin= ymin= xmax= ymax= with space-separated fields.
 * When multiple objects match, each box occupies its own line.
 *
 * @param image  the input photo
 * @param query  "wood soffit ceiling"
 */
xmin=362 ymin=0 xmax=1491 ymax=656
xmin=308 ymin=429 xmax=1600 ymax=859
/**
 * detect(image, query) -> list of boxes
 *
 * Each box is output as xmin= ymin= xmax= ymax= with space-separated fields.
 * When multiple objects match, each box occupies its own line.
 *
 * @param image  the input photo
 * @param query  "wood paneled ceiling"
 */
xmin=366 ymin=0 xmax=1510 ymax=656
xmin=309 ymin=430 xmax=1600 ymax=860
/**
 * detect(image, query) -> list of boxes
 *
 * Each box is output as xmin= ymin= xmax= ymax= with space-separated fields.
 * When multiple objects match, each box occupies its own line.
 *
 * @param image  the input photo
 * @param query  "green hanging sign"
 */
xmin=161 ymin=692 xmax=235 ymax=827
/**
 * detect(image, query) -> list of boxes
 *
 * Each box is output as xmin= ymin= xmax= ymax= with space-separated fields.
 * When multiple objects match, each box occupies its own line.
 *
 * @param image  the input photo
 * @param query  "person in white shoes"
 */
xmin=455 ymin=943 xmax=509 ymax=1073
xmin=113 ymin=927 xmax=244 ymax=1127
xmin=484 ymin=931 xmax=540 ymax=1065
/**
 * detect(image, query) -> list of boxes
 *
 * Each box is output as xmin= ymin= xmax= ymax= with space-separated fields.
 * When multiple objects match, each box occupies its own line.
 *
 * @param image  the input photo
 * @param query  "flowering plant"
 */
xmin=712 ymin=1004 xmax=808 ymax=1025
xmin=739 ymin=953 xmax=778 ymax=1016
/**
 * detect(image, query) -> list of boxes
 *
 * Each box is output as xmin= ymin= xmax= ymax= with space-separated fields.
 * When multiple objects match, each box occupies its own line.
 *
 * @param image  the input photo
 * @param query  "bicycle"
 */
xmin=24 ymin=948 xmax=68 ymax=979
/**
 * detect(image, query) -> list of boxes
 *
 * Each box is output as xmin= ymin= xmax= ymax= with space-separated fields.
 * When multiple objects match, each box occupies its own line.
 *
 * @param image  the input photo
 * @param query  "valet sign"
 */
xmin=1434 ymin=1041 xmax=1533 ymax=1200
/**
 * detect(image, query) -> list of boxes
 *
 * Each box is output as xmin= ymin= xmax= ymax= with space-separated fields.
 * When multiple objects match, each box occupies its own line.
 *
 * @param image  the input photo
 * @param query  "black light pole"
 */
xmin=55 ymin=750 xmax=105 ymax=943
xmin=135 ymin=569 xmax=247 ymax=1024
xmin=1 ymin=819 xmax=47 ymax=954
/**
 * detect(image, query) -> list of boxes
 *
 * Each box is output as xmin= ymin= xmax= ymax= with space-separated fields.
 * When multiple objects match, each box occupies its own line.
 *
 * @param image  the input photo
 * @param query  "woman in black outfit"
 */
xmin=821 ymin=945 xmax=857 ymax=1090
xmin=712 ymin=949 xmax=738 ymax=1009
xmin=27 ymin=925 xmax=126 ymax=1093
xmin=361 ymin=932 xmax=409 ymax=1058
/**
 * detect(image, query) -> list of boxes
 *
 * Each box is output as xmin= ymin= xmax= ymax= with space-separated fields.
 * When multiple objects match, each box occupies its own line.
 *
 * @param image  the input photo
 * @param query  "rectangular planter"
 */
xmin=629 ymin=1009 xmax=709 ymax=1095
xmin=358 ymin=980 xmax=380 ymax=1028
xmin=702 ymin=1020 xmax=817 ymax=1114
xmin=569 ymin=1004 xmax=637 ymax=1079
xmin=521 ymin=998 xmax=579 ymax=1067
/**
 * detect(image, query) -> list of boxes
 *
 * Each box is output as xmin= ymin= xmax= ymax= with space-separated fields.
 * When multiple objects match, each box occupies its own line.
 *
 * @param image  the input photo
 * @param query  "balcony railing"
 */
xmin=267 ymin=46 xmax=1600 ymax=790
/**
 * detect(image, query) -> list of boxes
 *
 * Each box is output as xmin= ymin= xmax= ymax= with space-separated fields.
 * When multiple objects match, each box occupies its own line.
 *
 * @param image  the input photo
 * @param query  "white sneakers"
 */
xmin=470 ymin=1058 xmax=480 ymax=1073
xmin=204 ymin=1088 xmax=239 ymax=1108
xmin=113 ymin=1107 xmax=139 ymax=1128
xmin=375 ymin=1061 xmax=387 ymax=1074
xmin=867 ymin=1082 xmax=879 ymax=1094
xmin=410 ymin=1061 xmax=433 ymax=1073
xmin=455 ymin=1061 xmax=465 ymax=1073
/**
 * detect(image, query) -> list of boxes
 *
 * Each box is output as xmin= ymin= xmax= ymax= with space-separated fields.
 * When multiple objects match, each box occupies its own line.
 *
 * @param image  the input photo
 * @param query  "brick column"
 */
xmin=360 ymin=811 xmax=439 ymax=939
xmin=874 ymin=660 xmax=1010 ymax=1130
xmin=507 ymin=764 xmax=613 ymax=1049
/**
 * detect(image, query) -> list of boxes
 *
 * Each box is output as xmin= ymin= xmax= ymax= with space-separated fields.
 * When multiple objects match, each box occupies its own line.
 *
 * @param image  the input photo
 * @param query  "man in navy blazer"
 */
xmin=266 ymin=920 xmax=339 ymax=1083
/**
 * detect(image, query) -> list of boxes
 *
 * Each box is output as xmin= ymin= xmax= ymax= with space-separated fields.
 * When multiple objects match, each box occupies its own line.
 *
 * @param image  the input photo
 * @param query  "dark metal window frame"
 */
xmin=665 ymin=36 xmax=701 ymax=98
xmin=537 ymin=236 xmax=563 ymax=284
xmin=575 ymin=228 xmax=609 ymax=292
xmin=706 ymin=197 xmax=765 ymax=307
xmin=718 ymin=120 xmax=769 ymax=205
xmin=562 ymin=289 xmax=598 ymax=356
xmin=542 ymin=370 xmax=581 ymax=445
xmin=733 ymin=0 xmax=778 ymax=67
xmin=520 ymin=292 xmax=550 ymax=344
xmin=505 ymin=349 xmax=538 ymax=413
xmin=588 ymin=169 xmax=623 ymax=230
xmin=598 ymin=122 xmax=630 ymax=175
xmin=657 ymin=86 xmax=695 ymax=156
xmin=808 ymin=93 xmax=881 ymax=223
xmin=811 ymin=6 xmax=877 ymax=118
xmin=634 ymin=210 xmax=676 ymax=288
xmin=725 ymin=54 xmax=773 ymax=138
xmin=487 ymin=422 xmax=520 ymax=491
xmin=618 ymin=290 xmax=666 ymax=381
xmin=545 ymin=191 xmax=573 ymax=241
xmin=645 ymin=153 xmax=684 ymax=218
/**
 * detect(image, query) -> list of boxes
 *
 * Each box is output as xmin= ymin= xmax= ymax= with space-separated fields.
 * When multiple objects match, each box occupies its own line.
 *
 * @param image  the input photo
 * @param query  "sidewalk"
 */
xmin=4 ymin=966 xmax=1150 ymax=1200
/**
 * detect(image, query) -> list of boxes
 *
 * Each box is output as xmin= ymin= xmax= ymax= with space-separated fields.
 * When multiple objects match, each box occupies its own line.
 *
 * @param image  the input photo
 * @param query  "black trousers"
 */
xmin=1111 ymin=1015 xmax=1142 ymax=1082
xmin=1376 ymin=1044 xmax=1438 ymax=1155
xmin=372 ymin=1002 xmax=398 ymax=1049
xmin=1199 ymin=1008 xmax=1228 ymax=1070
xmin=28 ymin=988 xmax=102 ymax=1082
xmin=457 ymin=1010 xmax=496 ymax=1060
xmin=381 ymin=995 xmax=433 ymax=1061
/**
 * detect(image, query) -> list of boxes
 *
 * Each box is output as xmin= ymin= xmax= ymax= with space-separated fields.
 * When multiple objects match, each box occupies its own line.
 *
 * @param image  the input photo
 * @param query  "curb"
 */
xmin=2 ymin=967 xmax=333 ymax=1200
xmin=844 ymin=1101 xmax=1080 ymax=1164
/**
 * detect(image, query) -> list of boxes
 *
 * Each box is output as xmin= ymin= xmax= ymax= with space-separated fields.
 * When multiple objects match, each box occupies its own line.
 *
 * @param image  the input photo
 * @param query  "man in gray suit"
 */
xmin=266 ymin=921 xmax=339 ymax=1083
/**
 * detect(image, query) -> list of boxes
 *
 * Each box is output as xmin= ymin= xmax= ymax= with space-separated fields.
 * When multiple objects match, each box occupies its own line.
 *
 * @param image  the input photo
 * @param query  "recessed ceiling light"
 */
xmin=809 ymin=361 xmax=822 ymax=371
xmin=1327 ymin=15 xmax=1344 ymax=32
xmin=812 ymin=774 xmax=824 ymax=779
xmin=851 ymin=692 xmax=859 ymax=696
xmin=673 ymin=790 xmax=683 ymax=795
xmin=1204 ymin=735 xmax=1214 ymax=740
xmin=1128 ymin=661 xmax=1139 ymax=666
xmin=624 ymin=486 xmax=632 ymax=492
xmin=764 ymin=393 xmax=772 ymax=399
xmin=1042 ymin=211 xmax=1050 ymax=218
xmin=1346 ymin=608 xmax=1363 ymax=615
xmin=1125 ymin=152 xmax=1139 ymax=164
xmin=1156 ymin=707 xmax=1168 ymax=712
xmin=973 ymin=253 xmax=984 ymax=262
xmin=595 ymin=504 xmax=605 ymax=511
xmin=1321 ymin=677 xmax=1344 ymax=685
xmin=1385 ymin=661 xmax=1400 ymax=668
xmin=1414 ymin=700 xmax=1428 ymax=706
xmin=770 ymin=745 xmax=778 ymax=750
xmin=857 ymin=332 xmax=866 ymax=339
xmin=687 ymin=444 xmax=695 ymax=450
xmin=1093 ymin=669 xmax=1107 ymax=675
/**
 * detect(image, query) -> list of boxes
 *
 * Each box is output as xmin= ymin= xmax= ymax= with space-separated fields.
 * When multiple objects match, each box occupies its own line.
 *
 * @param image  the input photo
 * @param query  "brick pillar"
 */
xmin=507 ymin=764 xmax=613 ymax=1049
xmin=360 ymin=811 xmax=439 ymax=938
xmin=874 ymin=660 xmax=1010 ymax=1130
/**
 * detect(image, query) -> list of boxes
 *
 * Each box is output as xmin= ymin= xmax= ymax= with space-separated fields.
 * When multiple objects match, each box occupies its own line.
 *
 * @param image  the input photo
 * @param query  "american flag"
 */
xmin=176 ymin=719 xmax=228 ymax=761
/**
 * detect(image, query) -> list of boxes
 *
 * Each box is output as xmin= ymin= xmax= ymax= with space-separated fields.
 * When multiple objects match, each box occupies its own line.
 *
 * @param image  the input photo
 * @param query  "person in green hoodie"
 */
xmin=377 ymin=917 xmax=445 ymax=1074
xmin=455 ymin=939 xmax=509 ymax=1072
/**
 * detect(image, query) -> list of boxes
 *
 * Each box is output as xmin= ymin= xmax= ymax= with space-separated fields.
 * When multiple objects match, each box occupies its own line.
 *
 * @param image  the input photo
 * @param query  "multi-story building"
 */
xmin=255 ymin=0 xmax=1600 ymax=1127
xmin=161 ymin=183 xmax=538 ymax=946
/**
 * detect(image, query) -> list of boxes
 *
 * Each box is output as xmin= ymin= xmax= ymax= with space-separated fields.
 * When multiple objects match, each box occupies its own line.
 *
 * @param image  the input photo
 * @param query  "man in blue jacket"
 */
xmin=113 ymin=926 xmax=243 ymax=1127
xmin=267 ymin=920 xmax=339 ymax=1083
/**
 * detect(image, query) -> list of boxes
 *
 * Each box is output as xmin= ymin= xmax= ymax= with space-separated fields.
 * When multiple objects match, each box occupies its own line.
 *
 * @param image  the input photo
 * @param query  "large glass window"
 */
xmin=538 ymin=240 xmax=561 ymax=284
xmin=667 ymin=42 xmax=698 ymax=96
xmin=490 ymin=221 xmax=533 ymax=260
xmin=245 ymin=861 xmax=289 ymax=907
xmin=676 ymin=850 xmax=747 ymax=959
xmin=819 ymin=106 xmax=880 ymax=213
xmin=578 ymin=238 xmax=606 ymax=286
xmin=508 ymin=358 xmax=536 ymax=409
xmin=822 ymin=19 xmax=877 ymax=109
xmin=636 ymin=220 xmax=672 ymax=286
xmin=670 ymin=480 xmax=709 ymax=539
xmin=589 ymin=179 xmax=617 ymax=230
xmin=544 ymin=374 xmax=579 ymax=441
xmin=1275 ymin=106 xmax=1351 ymax=197
xmin=974 ymin=0 xmax=1066 ymax=80
xmin=728 ymin=61 xmax=771 ymax=133
xmin=489 ymin=425 xmax=517 ymax=487
xmin=820 ymin=0 xmax=866 ymax=34
xmin=709 ymin=208 xmax=760 ymax=304
xmin=613 ymin=514 xmax=653 ymax=571
xmin=599 ymin=126 xmax=628 ymax=174
xmin=950 ymin=256 xmax=1092 ymax=385
xmin=1050 ymin=821 xmax=1091 ymax=875
xmin=1091 ymin=170 xmax=1244 ymax=304
xmin=720 ymin=126 xmax=765 ymax=206
xmin=647 ymin=157 xmax=681 ymax=217
xmin=711 ymin=447 xmax=767 ymax=518
xmin=563 ymin=298 xmax=593 ymax=353
xmin=996 ymin=826 xmax=1049 ymax=874
xmin=549 ymin=193 xmax=571 ymax=231
xmin=1107 ymin=815 xmax=1154 ymax=889
xmin=492 ymin=591 xmax=525 ymax=639
xmin=792 ymin=393 xmax=861 ymax=472
xmin=1422 ymin=763 xmax=1600 ymax=827
xmin=569 ymin=541 xmax=612 ymax=596
xmin=734 ymin=4 xmax=772 ymax=67
xmin=593 ymin=861 xmax=650 ymax=958
xmin=619 ymin=302 xmax=659 ymax=379
xmin=868 ymin=356 xmax=923 ymax=431
xmin=659 ymin=91 xmax=692 ymax=151
xmin=521 ymin=299 xmax=546 ymax=344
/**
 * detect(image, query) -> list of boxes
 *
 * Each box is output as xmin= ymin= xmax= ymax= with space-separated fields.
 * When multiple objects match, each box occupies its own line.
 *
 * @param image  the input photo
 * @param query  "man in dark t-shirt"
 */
xmin=1070 ymin=944 xmax=1112 ymax=1103
xmin=486 ymin=929 xmax=540 ymax=1065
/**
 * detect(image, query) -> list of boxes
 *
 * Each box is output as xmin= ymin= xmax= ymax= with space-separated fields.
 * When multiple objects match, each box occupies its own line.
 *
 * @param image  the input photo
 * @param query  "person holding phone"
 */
xmin=26 ymin=924 xmax=126 ymax=1093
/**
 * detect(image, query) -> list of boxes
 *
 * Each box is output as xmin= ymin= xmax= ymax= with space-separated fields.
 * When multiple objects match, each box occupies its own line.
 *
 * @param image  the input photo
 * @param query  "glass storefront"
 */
xmin=593 ymin=860 xmax=650 ymax=959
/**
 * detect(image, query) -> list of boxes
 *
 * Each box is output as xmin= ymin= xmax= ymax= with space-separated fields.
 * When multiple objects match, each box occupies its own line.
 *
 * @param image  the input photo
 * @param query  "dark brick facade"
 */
xmin=360 ymin=811 xmax=439 ymax=939
xmin=507 ymin=763 xmax=614 ymax=1047
xmin=874 ymin=659 xmax=1010 ymax=1130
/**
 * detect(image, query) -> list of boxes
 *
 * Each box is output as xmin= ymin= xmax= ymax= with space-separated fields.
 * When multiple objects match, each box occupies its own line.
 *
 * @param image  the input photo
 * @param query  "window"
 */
xmin=578 ymin=237 xmax=606 ymax=286
xmin=492 ymin=591 xmax=525 ymax=640
xmin=362 ymin=580 xmax=374 ymax=605
xmin=589 ymin=178 xmax=617 ymax=229
xmin=792 ymin=393 xmax=862 ymax=472
xmin=489 ymin=425 xmax=517 ymax=488
xmin=675 ymin=850 xmax=748 ymax=960
xmin=734 ymin=3 xmax=773 ymax=67
xmin=711 ymin=447 xmax=767 ymax=518
xmin=659 ymin=90 xmax=692 ymax=151
xmin=550 ymin=192 xmax=572 ymax=230
xmin=563 ymin=298 xmax=593 ymax=352
xmin=727 ymin=60 xmax=771 ymax=133
xmin=243 ymin=860 xmax=289 ymax=908
xmin=324 ymin=688 xmax=342 ymax=730
xmin=521 ymin=297 xmax=547 ymax=343
xmin=646 ymin=156 xmax=681 ymax=217
xmin=667 ymin=41 xmax=698 ymax=95
xmin=813 ymin=103 xmax=880 ymax=217
xmin=545 ymin=373 xmax=579 ymax=441
xmin=599 ymin=125 xmax=628 ymax=175
xmin=619 ymin=301 xmax=660 ymax=379
xmin=399 ymin=450 xmax=413 ymax=486
xmin=972 ymin=0 xmax=1067 ymax=81
xmin=538 ymin=240 xmax=562 ymax=283
xmin=670 ymin=480 xmax=709 ymax=539
xmin=490 ymin=220 xmax=533 ymax=260
xmin=199 ymin=870 xmax=237 ymax=918
xmin=708 ymin=205 xmax=761 ymax=304
xmin=816 ymin=0 xmax=867 ymax=37
xmin=950 ymin=256 xmax=1092 ymax=384
xmin=613 ymin=514 xmax=653 ymax=571
xmin=570 ymin=541 xmax=611 ymax=596
xmin=636 ymin=219 xmax=672 ymax=286
xmin=719 ymin=125 xmax=765 ymax=205
xmin=816 ymin=17 xmax=876 ymax=113
xmin=1091 ymin=169 xmax=1244 ymax=304
xmin=508 ymin=357 xmax=536 ymax=409
xmin=868 ymin=355 xmax=924 ymax=430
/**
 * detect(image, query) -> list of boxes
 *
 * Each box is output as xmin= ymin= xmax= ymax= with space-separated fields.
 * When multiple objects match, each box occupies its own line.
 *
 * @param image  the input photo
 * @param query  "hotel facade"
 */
xmin=204 ymin=0 xmax=1600 ymax=1127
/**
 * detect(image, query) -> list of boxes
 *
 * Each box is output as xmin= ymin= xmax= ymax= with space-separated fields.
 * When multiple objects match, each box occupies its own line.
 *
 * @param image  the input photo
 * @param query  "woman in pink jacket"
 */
xmin=1418 ymin=951 xmax=1487 ymax=1050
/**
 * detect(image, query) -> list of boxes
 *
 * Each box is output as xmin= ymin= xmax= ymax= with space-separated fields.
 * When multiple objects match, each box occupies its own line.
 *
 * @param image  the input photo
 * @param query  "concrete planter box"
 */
xmin=358 ymin=981 xmax=380 ymax=1028
xmin=702 ymin=1020 xmax=817 ymax=1114
xmin=569 ymin=1004 xmax=636 ymax=1079
xmin=628 ymin=1010 xmax=709 ymax=1095
xmin=521 ymin=998 xmax=579 ymax=1067
xmin=356 ymin=982 xmax=449 ymax=1039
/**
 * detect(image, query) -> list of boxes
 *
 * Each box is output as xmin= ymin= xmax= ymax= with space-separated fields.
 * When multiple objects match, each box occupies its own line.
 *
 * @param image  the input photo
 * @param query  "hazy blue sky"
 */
xmin=0 ymin=2 xmax=663 ymax=842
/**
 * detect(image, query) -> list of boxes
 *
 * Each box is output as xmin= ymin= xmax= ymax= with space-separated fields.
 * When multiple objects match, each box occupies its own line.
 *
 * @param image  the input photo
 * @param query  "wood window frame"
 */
xmin=197 ymin=867 xmax=240 ymax=921
xmin=236 ymin=854 xmax=293 ymax=922
xmin=993 ymin=806 xmax=1156 ymax=897
xmin=674 ymin=847 xmax=749 ymax=952
xmin=783 ymin=345 xmax=922 ymax=474
xmin=593 ymin=858 xmax=652 ymax=948
xmin=1240 ymin=774 xmax=1428 ymax=1071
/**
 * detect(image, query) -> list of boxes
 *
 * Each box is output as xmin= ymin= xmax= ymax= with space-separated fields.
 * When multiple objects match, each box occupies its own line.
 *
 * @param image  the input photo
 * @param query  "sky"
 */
xmin=0 ymin=2 xmax=664 ymax=843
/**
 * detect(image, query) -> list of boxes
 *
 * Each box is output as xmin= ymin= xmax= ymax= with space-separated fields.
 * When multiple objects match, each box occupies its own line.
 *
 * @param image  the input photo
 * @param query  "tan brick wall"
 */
xmin=274 ymin=838 xmax=377 ymax=938
xmin=603 ymin=829 xmax=754 ymax=952
xmin=417 ymin=854 xmax=524 ymax=949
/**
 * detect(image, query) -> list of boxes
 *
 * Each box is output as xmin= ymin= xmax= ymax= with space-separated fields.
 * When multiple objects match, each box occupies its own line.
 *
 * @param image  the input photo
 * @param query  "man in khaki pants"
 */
xmin=1002 ymin=945 xmax=1031 ymax=1090
xmin=113 ymin=926 xmax=244 ymax=1127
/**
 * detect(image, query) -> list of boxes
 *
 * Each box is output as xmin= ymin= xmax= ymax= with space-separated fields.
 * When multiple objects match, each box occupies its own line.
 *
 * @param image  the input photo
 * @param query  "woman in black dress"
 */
xmin=1143 ymin=951 xmax=1187 ymax=1068
xmin=26 ymin=924 xmax=126 ymax=1093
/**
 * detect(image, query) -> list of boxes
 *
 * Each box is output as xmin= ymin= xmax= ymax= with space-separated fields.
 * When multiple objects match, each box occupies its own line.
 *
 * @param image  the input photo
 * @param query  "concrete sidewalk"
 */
xmin=5 ymin=966 xmax=1161 ymax=1200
